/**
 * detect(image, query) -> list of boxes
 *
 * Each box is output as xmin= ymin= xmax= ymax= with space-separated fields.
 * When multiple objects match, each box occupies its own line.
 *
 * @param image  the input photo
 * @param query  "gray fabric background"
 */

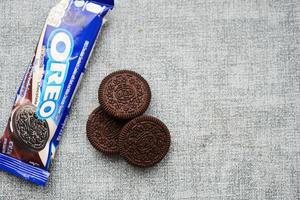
xmin=0 ymin=0 xmax=299 ymax=199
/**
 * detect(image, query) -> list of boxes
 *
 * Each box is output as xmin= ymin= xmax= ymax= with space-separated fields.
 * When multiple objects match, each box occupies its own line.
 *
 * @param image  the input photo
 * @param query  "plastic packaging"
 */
xmin=0 ymin=0 xmax=114 ymax=186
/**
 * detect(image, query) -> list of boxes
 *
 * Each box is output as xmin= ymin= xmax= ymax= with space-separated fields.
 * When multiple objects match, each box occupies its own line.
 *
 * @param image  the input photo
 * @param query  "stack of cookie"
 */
xmin=86 ymin=70 xmax=171 ymax=167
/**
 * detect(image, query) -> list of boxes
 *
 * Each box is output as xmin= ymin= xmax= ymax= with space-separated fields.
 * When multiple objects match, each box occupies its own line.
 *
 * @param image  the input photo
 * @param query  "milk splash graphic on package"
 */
xmin=0 ymin=0 xmax=114 ymax=186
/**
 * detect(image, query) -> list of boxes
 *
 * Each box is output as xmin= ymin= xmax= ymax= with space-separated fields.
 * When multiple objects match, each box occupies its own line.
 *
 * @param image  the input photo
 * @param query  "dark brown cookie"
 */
xmin=119 ymin=116 xmax=171 ymax=167
xmin=10 ymin=104 xmax=49 ymax=152
xmin=86 ymin=106 xmax=126 ymax=154
xmin=98 ymin=70 xmax=151 ymax=120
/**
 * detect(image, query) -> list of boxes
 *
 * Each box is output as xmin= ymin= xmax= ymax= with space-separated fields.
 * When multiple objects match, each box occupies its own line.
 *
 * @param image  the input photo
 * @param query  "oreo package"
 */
xmin=0 ymin=0 xmax=114 ymax=186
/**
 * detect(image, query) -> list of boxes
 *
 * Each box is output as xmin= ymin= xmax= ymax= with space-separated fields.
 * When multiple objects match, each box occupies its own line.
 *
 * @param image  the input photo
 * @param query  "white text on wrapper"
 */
xmin=37 ymin=29 xmax=74 ymax=120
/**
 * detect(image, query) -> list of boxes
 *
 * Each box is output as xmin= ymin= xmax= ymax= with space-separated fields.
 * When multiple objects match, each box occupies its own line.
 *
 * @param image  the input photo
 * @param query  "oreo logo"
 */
xmin=37 ymin=29 xmax=74 ymax=120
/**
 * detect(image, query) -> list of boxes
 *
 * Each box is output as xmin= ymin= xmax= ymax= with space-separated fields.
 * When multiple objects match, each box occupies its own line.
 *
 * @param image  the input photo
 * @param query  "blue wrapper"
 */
xmin=0 ymin=0 xmax=114 ymax=186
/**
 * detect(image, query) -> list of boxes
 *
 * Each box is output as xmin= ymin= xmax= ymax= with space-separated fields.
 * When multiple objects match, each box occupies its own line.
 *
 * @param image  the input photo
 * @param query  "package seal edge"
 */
xmin=0 ymin=153 xmax=50 ymax=186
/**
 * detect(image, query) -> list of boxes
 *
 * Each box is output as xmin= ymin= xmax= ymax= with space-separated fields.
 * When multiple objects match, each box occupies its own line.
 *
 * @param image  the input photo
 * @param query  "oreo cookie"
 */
xmin=98 ymin=70 xmax=151 ymax=120
xmin=119 ymin=116 xmax=171 ymax=167
xmin=86 ymin=106 xmax=126 ymax=154
xmin=10 ymin=104 xmax=49 ymax=152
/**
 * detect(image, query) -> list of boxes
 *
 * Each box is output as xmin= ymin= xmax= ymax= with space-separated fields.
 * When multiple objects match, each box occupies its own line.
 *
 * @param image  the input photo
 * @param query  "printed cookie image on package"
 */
xmin=0 ymin=0 xmax=114 ymax=186
xmin=10 ymin=104 xmax=50 ymax=152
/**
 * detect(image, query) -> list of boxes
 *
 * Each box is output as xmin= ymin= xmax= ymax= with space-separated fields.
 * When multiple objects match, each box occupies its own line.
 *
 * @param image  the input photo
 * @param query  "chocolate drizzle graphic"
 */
xmin=12 ymin=105 xmax=49 ymax=152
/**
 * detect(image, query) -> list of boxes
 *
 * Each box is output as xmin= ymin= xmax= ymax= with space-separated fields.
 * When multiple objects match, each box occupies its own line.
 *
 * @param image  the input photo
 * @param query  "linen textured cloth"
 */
xmin=0 ymin=0 xmax=299 ymax=199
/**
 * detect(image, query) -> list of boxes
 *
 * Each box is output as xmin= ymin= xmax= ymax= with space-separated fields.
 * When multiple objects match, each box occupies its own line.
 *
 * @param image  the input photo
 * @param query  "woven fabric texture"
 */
xmin=0 ymin=0 xmax=299 ymax=199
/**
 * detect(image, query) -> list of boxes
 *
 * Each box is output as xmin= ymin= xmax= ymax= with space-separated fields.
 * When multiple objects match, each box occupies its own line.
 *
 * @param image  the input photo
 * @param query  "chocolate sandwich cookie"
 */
xmin=86 ymin=106 xmax=126 ymax=154
xmin=10 ymin=104 xmax=49 ymax=152
xmin=98 ymin=70 xmax=151 ymax=120
xmin=119 ymin=116 xmax=171 ymax=167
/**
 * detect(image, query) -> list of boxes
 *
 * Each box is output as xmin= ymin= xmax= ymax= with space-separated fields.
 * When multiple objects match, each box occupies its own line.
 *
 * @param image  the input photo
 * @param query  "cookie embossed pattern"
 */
xmin=11 ymin=105 xmax=50 ymax=152
xmin=87 ymin=70 xmax=171 ymax=168
xmin=119 ymin=116 xmax=171 ymax=168
xmin=86 ymin=106 xmax=125 ymax=154
xmin=98 ymin=70 xmax=152 ymax=120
